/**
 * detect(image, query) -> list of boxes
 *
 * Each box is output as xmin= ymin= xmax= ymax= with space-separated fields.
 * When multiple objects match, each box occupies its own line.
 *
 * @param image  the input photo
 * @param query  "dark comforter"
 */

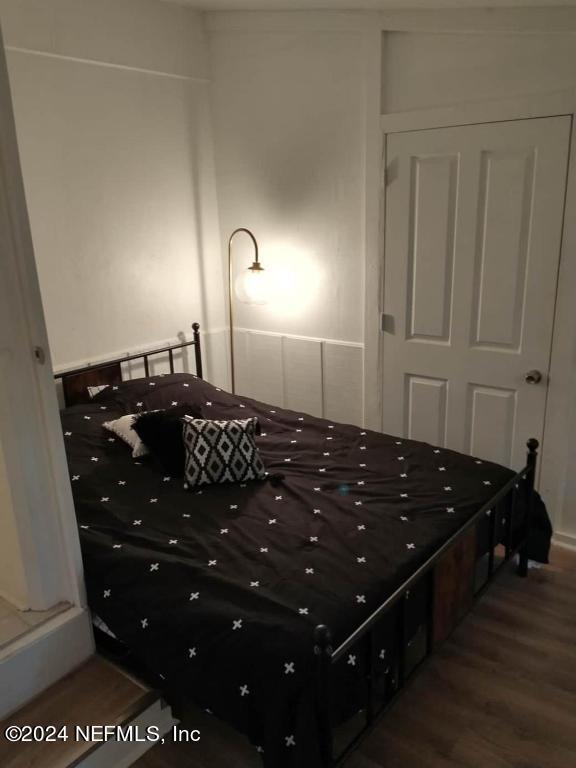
xmin=62 ymin=373 xmax=526 ymax=767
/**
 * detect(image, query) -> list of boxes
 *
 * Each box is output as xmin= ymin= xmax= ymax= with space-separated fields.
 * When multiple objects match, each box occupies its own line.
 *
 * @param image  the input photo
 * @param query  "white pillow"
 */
xmin=103 ymin=413 xmax=149 ymax=458
xmin=87 ymin=384 xmax=109 ymax=398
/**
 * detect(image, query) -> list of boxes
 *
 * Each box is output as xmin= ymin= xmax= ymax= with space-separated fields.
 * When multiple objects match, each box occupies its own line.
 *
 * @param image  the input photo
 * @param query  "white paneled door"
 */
xmin=382 ymin=116 xmax=570 ymax=470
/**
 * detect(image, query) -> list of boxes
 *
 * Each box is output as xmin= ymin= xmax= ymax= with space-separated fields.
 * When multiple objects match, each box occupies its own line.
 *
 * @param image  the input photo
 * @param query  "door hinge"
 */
xmin=384 ymin=157 xmax=399 ymax=187
xmin=380 ymin=313 xmax=395 ymax=333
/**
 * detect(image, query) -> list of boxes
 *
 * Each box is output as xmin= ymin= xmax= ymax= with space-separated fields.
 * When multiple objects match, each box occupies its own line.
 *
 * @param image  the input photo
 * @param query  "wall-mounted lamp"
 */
xmin=228 ymin=227 xmax=267 ymax=393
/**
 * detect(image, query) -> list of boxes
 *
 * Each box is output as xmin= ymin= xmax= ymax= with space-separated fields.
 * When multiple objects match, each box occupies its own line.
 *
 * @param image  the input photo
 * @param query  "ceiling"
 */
xmin=165 ymin=0 xmax=576 ymax=9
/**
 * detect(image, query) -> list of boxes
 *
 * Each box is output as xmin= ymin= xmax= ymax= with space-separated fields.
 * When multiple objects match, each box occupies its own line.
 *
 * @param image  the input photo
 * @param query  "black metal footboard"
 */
xmin=313 ymin=438 xmax=539 ymax=766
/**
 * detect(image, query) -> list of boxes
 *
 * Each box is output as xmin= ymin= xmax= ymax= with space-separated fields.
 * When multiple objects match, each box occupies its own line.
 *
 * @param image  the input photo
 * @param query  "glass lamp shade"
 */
xmin=235 ymin=265 xmax=268 ymax=305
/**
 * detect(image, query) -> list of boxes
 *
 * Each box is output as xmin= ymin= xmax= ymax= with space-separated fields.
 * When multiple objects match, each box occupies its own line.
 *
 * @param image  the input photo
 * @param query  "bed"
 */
xmin=56 ymin=325 xmax=541 ymax=768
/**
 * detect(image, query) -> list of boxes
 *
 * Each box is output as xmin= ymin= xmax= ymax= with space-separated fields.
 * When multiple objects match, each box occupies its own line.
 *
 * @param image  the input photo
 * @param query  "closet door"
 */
xmin=381 ymin=116 xmax=570 ymax=470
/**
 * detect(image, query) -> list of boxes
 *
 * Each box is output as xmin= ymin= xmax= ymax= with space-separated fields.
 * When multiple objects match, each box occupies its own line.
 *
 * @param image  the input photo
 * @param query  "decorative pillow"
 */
xmin=89 ymin=373 xmax=224 ymax=413
xmin=103 ymin=413 xmax=151 ymax=458
xmin=132 ymin=405 xmax=200 ymax=476
xmin=182 ymin=416 xmax=265 ymax=488
xmin=87 ymin=384 xmax=109 ymax=399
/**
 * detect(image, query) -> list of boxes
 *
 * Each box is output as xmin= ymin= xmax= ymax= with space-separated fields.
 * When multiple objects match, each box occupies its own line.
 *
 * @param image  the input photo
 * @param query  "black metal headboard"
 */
xmin=54 ymin=323 xmax=203 ymax=407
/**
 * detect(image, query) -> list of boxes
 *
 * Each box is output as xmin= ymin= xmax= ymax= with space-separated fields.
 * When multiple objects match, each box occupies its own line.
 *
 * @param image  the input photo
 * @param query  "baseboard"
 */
xmin=552 ymin=531 xmax=576 ymax=551
xmin=0 ymin=589 xmax=27 ymax=612
xmin=0 ymin=606 xmax=94 ymax=720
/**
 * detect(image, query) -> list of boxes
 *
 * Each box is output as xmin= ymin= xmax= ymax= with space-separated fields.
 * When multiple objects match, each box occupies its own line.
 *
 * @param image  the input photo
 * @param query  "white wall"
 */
xmin=383 ymin=30 xmax=576 ymax=113
xmin=209 ymin=25 xmax=366 ymax=343
xmin=0 ymin=437 xmax=27 ymax=609
xmin=207 ymin=18 xmax=369 ymax=421
xmin=0 ymin=0 xmax=225 ymax=380
xmin=561 ymin=341 xmax=576 ymax=544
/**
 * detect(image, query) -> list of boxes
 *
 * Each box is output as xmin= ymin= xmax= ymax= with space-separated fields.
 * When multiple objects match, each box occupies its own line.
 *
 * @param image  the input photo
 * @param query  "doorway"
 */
xmin=380 ymin=115 xmax=570 ymax=473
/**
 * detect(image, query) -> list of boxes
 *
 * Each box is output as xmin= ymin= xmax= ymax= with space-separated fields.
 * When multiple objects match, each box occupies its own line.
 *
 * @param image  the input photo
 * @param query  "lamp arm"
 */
xmin=228 ymin=228 xmax=260 ymax=395
xmin=229 ymin=227 xmax=259 ymax=265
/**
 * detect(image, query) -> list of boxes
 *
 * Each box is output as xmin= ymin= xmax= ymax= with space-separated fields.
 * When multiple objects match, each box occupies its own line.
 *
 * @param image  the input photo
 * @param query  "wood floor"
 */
xmin=0 ymin=656 xmax=157 ymax=768
xmin=0 ymin=598 xmax=69 ymax=650
xmin=135 ymin=545 xmax=576 ymax=768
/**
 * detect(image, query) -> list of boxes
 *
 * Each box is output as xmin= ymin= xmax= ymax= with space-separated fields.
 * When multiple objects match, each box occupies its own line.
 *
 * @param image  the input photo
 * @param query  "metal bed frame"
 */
xmin=313 ymin=439 xmax=537 ymax=766
xmin=54 ymin=323 xmax=202 ymax=406
xmin=55 ymin=322 xmax=538 ymax=765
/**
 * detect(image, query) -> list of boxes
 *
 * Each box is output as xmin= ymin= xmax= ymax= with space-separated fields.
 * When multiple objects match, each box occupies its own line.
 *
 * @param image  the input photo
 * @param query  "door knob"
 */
xmin=525 ymin=369 xmax=542 ymax=384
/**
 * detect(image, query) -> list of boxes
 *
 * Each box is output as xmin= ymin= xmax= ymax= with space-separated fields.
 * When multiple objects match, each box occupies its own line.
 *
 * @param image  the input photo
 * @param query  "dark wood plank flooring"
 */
xmin=135 ymin=545 xmax=576 ymax=768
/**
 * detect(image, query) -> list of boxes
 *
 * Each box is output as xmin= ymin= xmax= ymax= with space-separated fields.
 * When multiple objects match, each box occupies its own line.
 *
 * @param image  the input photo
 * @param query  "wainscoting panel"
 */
xmin=282 ymin=336 xmax=323 ymax=418
xmin=233 ymin=329 xmax=364 ymax=427
xmin=322 ymin=342 xmax=363 ymax=427
xmin=234 ymin=331 xmax=283 ymax=405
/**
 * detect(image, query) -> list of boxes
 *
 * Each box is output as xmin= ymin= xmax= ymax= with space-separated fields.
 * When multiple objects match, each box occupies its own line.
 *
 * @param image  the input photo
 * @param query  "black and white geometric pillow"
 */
xmin=181 ymin=416 xmax=266 ymax=488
